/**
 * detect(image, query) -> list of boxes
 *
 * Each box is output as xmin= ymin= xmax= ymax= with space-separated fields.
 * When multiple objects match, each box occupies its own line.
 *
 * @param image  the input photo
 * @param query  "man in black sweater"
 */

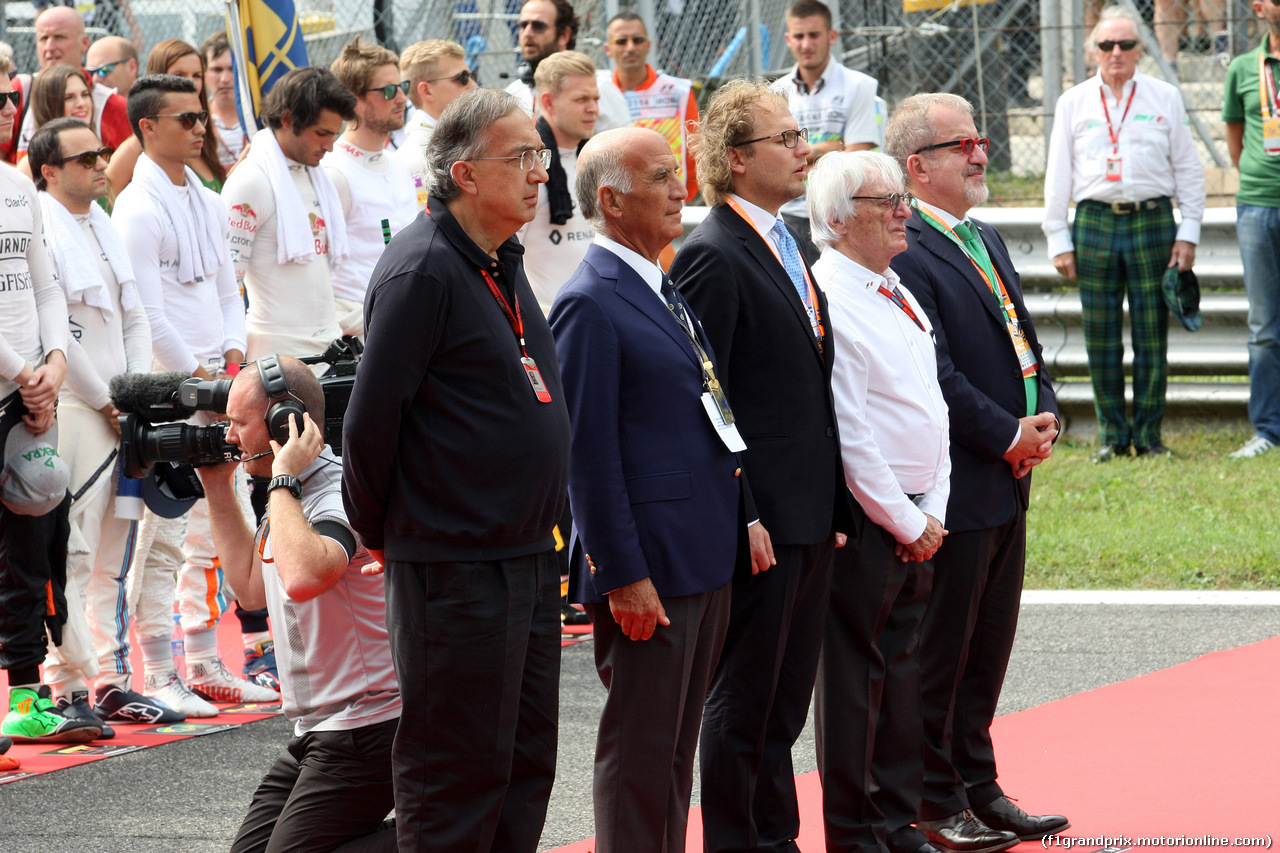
xmin=341 ymin=87 xmax=570 ymax=853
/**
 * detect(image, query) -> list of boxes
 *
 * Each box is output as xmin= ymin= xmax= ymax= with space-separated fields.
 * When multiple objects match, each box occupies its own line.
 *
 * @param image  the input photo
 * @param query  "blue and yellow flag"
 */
xmin=225 ymin=0 xmax=309 ymax=133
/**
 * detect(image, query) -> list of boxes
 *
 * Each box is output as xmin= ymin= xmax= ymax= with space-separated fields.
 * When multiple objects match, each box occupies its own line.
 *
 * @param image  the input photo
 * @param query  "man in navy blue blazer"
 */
xmin=550 ymin=126 xmax=748 ymax=853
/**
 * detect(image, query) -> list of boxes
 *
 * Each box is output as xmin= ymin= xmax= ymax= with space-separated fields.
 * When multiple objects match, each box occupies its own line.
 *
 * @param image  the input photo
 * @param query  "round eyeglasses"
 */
xmin=466 ymin=148 xmax=553 ymax=171
xmin=732 ymin=127 xmax=809 ymax=149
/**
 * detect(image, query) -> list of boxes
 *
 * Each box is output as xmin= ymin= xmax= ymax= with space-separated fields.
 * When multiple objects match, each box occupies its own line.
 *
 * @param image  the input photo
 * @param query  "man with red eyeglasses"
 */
xmin=1044 ymin=4 xmax=1204 ymax=463
xmin=889 ymin=93 xmax=1068 ymax=851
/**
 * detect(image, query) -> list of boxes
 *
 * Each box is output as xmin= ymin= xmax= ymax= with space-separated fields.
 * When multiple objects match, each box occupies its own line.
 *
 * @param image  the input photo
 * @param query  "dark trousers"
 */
xmin=700 ymin=537 xmax=836 ymax=853
xmin=385 ymin=550 xmax=561 ymax=853
xmin=588 ymin=585 xmax=731 ymax=853
xmin=816 ymin=521 xmax=933 ymax=853
xmin=0 ymin=397 xmax=71 ymax=682
xmin=229 ymin=717 xmax=399 ymax=853
xmin=918 ymin=514 xmax=1027 ymax=820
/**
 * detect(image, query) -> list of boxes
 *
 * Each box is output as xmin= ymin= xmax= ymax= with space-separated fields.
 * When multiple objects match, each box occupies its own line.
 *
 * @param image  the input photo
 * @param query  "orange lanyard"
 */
xmin=723 ymin=196 xmax=825 ymax=346
xmin=1260 ymin=51 xmax=1278 ymax=120
xmin=878 ymin=284 xmax=925 ymax=332
xmin=1100 ymin=81 xmax=1137 ymax=154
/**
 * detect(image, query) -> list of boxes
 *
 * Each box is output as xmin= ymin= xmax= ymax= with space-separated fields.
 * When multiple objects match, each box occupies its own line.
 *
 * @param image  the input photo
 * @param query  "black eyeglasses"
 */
xmin=914 ymin=136 xmax=990 ymax=156
xmin=851 ymin=192 xmax=913 ymax=210
xmin=1096 ymin=39 xmax=1139 ymax=52
xmin=59 ymin=147 xmax=113 ymax=168
xmin=0 ymin=91 xmax=20 ymax=108
xmin=364 ymin=80 xmax=411 ymax=100
xmin=733 ymin=127 xmax=809 ymax=149
xmin=518 ymin=19 xmax=550 ymax=32
xmin=427 ymin=69 xmax=473 ymax=86
xmin=86 ymin=60 xmax=126 ymax=78
xmin=146 ymin=110 xmax=209 ymax=130
xmin=466 ymin=148 xmax=552 ymax=171
xmin=608 ymin=35 xmax=648 ymax=47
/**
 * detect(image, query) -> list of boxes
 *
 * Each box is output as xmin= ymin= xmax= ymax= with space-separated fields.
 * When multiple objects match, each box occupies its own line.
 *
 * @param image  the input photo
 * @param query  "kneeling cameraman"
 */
xmin=201 ymin=354 xmax=399 ymax=853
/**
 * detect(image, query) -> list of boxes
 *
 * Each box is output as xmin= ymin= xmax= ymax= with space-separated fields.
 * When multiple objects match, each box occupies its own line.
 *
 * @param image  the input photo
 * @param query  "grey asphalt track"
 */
xmin=1 ymin=599 xmax=1276 ymax=852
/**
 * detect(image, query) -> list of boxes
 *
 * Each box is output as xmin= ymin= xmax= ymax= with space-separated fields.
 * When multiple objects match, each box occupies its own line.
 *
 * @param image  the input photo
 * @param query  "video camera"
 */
xmin=111 ymin=338 xmax=361 ymax=479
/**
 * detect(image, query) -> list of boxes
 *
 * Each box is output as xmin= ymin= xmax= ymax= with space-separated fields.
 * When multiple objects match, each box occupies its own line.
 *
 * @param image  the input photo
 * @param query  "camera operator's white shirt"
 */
xmin=222 ymin=158 xmax=343 ymax=361
xmin=113 ymin=181 xmax=244 ymax=375
xmin=256 ymin=446 xmax=401 ymax=736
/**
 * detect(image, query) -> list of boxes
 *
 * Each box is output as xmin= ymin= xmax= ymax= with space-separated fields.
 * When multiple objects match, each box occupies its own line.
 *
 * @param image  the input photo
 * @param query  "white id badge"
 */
xmin=702 ymin=393 xmax=747 ymax=452
xmin=1263 ymin=118 xmax=1280 ymax=155
xmin=1105 ymin=155 xmax=1122 ymax=181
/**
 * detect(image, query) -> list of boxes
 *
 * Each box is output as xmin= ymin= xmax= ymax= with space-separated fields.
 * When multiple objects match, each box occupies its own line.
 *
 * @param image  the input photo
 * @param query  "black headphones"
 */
xmin=257 ymin=355 xmax=306 ymax=446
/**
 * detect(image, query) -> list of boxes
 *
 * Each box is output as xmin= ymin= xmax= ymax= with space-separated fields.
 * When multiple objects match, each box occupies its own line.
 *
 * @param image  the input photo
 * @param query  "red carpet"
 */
xmin=549 ymin=635 xmax=1280 ymax=852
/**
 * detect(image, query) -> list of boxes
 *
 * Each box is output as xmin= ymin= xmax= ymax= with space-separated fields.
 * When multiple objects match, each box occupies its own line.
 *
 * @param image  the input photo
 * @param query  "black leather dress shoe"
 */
xmin=916 ymin=809 xmax=1019 ymax=853
xmin=1135 ymin=442 xmax=1173 ymax=457
xmin=1092 ymin=443 xmax=1130 ymax=463
xmin=973 ymin=796 xmax=1070 ymax=841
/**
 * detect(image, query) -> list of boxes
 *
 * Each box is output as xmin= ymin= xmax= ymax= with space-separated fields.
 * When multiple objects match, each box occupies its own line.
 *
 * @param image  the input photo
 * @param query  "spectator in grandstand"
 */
xmin=1044 ymin=4 xmax=1204 ymax=462
xmin=222 ymin=67 xmax=355 ymax=362
xmin=323 ymin=38 xmax=419 ymax=338
xmin=107 ymin=38 xmax=228 ymax=196
xmin=112 ymin=74 xmax=269 ymax=717
xmin=393 ymin=39 xmax=476 ymax=207
xmin=30 ymin=118 xmax=186 ymax=728
xmin=597 ymin=11 xmax=699 ymax=200
xmin=1223 ymin=0 xmax=1280 ymax=458
xmin=7 ymin=6 xmax=132 ymax=161
xmin=508 ymin=0 xmax=629 ymax=130
xmin=0 ymin=63 xmax=99 ymax=746
xmin=342 ymin=86 xmax=569 ymax=853
xmin=203 ymin=32 xmax=248 ymax=170
xmin=85 ymin=36 xmax=138 ymax=96
xmin=773 ymin=0 xmax=881 ymax=263
xmin=807 ymin=149 xmax=949 ymax=853
xmin=518 ymin=50 xmax=599 ymax=314
xmin=202 ymin=357 xmax=399 ymax=853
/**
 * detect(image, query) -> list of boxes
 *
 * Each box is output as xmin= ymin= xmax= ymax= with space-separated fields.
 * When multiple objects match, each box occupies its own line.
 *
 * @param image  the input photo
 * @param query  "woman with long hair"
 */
xmin=18 ymin=66 xmax=97 ymax=178
xmin=107 ymin=38 xmax=229 ymax=195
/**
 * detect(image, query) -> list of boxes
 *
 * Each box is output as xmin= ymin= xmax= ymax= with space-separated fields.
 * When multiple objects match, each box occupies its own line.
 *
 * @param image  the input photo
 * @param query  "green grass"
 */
xmin=1025 ymin=428 xmax=1280 ymax=589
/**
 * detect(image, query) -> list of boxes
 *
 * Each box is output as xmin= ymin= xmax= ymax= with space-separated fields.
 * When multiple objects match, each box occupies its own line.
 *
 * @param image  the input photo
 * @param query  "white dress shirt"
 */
xmin=815 ymin=247 xmax=950 ymax=544
xmin=1043 ymin=70 xmax=1206 ymax=258
xmin=592 ymin=233 xmax=664 ymax=295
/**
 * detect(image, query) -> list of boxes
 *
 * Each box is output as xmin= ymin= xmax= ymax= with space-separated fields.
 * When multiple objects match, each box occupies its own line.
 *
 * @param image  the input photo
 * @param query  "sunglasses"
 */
xmin=609 ymin=35 xmax=648 ymax=47
xmin=146 ymin=110 xmax=209 ymax=130
xmin=851 ymin=192 xmax=914 ymax=210
xmin=427 ymin=69 xmax=474 ymax=86
xmin=1096 ymin=39 xmax=1139 ymax=52
xmin=0 ymin=91 xmax=19 ymax=108
xmin=518 ymin=19 xmax=550 ymax=32
xmin=364 ymin=80 xmax=411 ymax=100
xmin=733 ymin=126 xmax=809 ymax=149
xmin=86 ymin=60 xmax=126 ymax=78
xmin=59 ymin=147 xmax=113 ymax=169
xmin=914 ymin=136 xmax=990 ymax=155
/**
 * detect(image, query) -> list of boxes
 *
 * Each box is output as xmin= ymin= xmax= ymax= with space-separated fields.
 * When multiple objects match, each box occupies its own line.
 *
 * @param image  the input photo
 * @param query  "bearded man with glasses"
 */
xmin=1044 ymin=4 xmax=1205 ymax=463
xmin=343 ymin=87 xmax=570 ymax=853
xmin=888 ymin=92 xmax=1068 ymax=850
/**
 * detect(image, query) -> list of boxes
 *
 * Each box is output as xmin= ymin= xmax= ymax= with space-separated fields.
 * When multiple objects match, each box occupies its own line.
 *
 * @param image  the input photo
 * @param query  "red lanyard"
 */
xmin=1100 ymin=82 xmax=1137 ymax=153
xmin=878 ymin=284 xmax=925 ymax=332
xmin=480 ymin=269 xmax=531 ymax=359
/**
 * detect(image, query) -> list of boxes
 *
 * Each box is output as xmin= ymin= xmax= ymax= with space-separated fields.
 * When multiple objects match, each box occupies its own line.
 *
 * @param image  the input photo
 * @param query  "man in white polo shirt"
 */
xmin=324 ymin=38 xmax=420 ymax=338
xmin=393 ymin=39 xmax=477 ymax=208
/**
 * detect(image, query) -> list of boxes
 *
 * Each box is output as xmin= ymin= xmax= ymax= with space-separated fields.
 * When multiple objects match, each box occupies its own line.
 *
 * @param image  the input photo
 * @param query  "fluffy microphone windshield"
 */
xmin=109 ymin=371 xmax=196 ymax=423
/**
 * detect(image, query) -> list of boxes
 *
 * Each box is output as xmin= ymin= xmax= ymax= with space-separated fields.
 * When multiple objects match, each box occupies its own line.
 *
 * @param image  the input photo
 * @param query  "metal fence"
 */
xmin=0 ymin=0 xmax=1260 ymax=204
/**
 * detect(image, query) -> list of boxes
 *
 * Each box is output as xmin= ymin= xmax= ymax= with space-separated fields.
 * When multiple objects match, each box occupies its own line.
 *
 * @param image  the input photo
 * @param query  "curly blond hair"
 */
xmin=692 ymin=78 xmax=788 ymax=207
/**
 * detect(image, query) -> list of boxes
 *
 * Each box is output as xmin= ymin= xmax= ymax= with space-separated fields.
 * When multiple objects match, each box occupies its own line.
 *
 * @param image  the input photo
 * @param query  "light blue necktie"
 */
xmin=770 ymin=220 xmax=809 ymax=306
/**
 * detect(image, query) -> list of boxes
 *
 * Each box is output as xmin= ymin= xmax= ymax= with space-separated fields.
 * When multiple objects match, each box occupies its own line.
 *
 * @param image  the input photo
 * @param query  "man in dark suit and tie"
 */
xmin=886 ymin=93 xmax=1070 ymax=850
xmin=669 ymin=79 xmax=857 ymax=853
xmin=550 ymin=126 xmax=747 ymax=853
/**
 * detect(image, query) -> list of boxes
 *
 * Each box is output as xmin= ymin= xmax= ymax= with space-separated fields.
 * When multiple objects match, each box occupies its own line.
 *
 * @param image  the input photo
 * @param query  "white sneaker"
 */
xmin=187 ymin=658 xmax=280 ymax=704
xmin=144 ymin=670 xmax=218 ymax=718
xmin=1229 ymin=435 xmax=1275 ymax=459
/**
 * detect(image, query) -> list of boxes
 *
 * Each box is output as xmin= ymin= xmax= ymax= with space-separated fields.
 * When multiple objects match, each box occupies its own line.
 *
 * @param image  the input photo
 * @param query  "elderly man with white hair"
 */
xmin=808 ymin=150 xmax=952 ymax=853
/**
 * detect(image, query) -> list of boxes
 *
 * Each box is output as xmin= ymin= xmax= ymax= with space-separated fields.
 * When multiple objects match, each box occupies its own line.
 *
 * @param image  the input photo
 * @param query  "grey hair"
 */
xmin=575 ymin=129 xmax=636 ymax=232
xmin=884 ymin=92 xmax=974 ymax=170
xmin=807 ymin=151 xmax=905 ymax=252
xmin=1089 ymin=5 xmax=1144 ymax=46
xmin=425 ymin=88 xmax=523 ymax=200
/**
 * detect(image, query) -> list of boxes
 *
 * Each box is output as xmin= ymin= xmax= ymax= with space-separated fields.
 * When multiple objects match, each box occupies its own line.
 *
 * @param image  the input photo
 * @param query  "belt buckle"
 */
xmin=1110 ymin=200 xmax=1134 ymax=214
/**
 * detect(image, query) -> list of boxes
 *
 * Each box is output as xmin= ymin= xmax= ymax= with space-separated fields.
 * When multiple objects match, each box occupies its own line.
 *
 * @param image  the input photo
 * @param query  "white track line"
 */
xmin=1021 ymin=590 xmax=1280 ymax=605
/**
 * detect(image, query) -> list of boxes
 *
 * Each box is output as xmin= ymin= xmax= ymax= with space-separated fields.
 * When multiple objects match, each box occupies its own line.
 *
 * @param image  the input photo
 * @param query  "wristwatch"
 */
xmin=267 ymin=475 xmax=302 ymax=499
